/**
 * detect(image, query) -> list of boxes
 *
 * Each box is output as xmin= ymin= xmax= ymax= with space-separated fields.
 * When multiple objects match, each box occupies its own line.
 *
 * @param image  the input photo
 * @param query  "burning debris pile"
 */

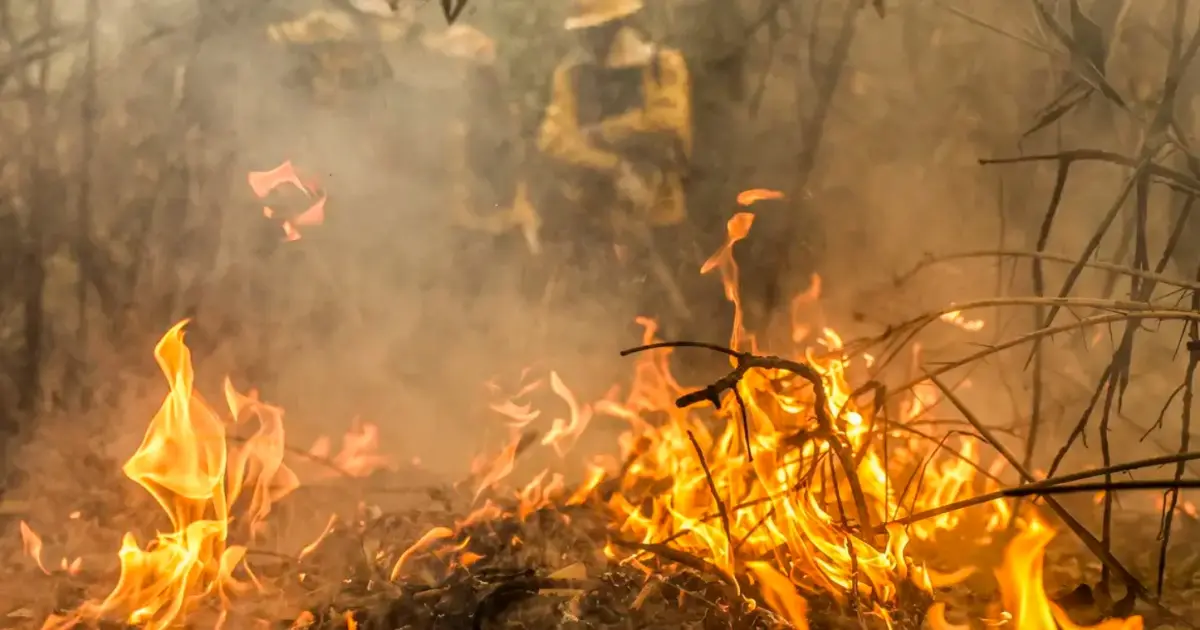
xmin=4 ymin=210 xmax=1165 ymax=630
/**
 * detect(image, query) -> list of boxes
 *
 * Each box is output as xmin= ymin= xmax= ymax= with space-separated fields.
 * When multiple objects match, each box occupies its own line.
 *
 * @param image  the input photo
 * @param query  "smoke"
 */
xmin=7 ymin=0 xmax=1196 ymax=490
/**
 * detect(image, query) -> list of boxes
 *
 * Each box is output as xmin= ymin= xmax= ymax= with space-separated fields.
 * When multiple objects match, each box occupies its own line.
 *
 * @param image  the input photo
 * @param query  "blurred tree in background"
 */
xmin=2 ymin=0 xmax=1191 ymax=490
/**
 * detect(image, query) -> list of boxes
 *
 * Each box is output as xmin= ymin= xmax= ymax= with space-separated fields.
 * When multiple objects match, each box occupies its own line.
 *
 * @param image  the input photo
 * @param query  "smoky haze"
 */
xmin=4 ymin=0 xmax=1197 ymax=497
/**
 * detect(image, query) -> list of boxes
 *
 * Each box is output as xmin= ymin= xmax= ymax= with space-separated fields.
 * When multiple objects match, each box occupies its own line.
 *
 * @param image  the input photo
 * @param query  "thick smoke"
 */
xmin=7 ymin=0 xmax=1197 ymax=489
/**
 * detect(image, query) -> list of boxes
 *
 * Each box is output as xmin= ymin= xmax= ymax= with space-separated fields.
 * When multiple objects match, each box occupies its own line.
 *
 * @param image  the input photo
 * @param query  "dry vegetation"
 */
xmin=5 ymin=0 xmax=1200 ymax=628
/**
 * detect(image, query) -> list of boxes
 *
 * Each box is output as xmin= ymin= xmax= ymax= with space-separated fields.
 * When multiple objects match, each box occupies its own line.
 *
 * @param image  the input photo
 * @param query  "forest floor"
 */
xmin=2 ymin=448 xmax=1199 ymax=630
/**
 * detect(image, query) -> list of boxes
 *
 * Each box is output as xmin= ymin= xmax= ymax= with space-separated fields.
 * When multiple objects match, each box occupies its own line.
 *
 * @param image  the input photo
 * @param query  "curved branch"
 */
xmin=622 ymin=341 xmax=875 ymax=535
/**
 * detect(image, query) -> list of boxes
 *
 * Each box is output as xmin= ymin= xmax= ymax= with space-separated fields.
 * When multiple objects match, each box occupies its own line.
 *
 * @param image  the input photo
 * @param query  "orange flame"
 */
xmin=498 ymin=209 xmax=1141 ymax=628
xmin=59 ymin=321 xmax=298 ymax=630
xmin=940 ymin=310 xmax=985 ymax=332
xmin=994 ymin=520 xmax=1143 ymax=630
xmin=308 ymin=419 xmax=395 ymax=478
xmin=247 ymin=160 xmax=327 ymax=242
xmin=737 ymin=188 xmax=785 ymax=206
xmin=19 ymin=520 xmax=48 ymax=575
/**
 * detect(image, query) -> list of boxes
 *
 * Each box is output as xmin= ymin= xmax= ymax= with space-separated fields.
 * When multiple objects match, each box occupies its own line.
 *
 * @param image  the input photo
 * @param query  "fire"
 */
xmin=737 ymin=188 xmax=785 ymax=206
xmin=992 ymin=520 xmax=1142 ymax=630
xmin=19 ymin=520 xmax=49 ymax=575
xmin=31 ymin=189 xmax=1147 ymax=628
xmin=308 ymin=418 xmax=396 ymax=478
xmin=940 ymin=310 xmax=985 ymax=332
xmin=57 ymin=321 xmax=299 ymax=629
xmin=248 ymin=160 xmax=326 ymax=242
xmin=519 ymin=206 xmax=1142 ymax=626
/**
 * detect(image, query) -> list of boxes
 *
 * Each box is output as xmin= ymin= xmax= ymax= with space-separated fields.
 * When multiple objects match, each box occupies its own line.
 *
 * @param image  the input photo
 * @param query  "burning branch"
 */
xmin=1004 ymin=479 xmax=1200 ymax=496
xmin=882 ymin=450 xmax=1200 ymax=530
xmin=621 ymin=340 xmax=875 ymax=536
xmin=685 ymin=430 xmax=738 ymax=592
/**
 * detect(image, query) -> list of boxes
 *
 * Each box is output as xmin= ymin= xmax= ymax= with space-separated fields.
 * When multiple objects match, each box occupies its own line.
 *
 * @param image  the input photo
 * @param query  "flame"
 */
xmin=746 ymin=561 xmax=809 ymax=627
xmin=498 ymin=212 xmax=1144 ymax=628
xmin=19 ymin=520 xmax=49 ymax=575
xmin=389 ymin=527 xmax=456 ymax=581
xmin=247 ymin=160 xmax=327 ymax=242
xmin=46 ymin=175 xmax=1145 ymax=628
xmin=540 ymin=371 xmax=594 ymax=457
xmin=737 ymin=188 xmax=785 ymax=206
xmin=58 ymin=321 xmax=298 ymax=629
xmin=702 ymin=212 xmax=757 ymax=351
xmin=926 ymin=602 xmax=970 ymax=630
xmin=940 ymin=310 xmax=985 ymax=332
xmin=308 ymin=419 xmax=395 ymax=478
xmin=994 ymin=520 xmax=1143 ymax=630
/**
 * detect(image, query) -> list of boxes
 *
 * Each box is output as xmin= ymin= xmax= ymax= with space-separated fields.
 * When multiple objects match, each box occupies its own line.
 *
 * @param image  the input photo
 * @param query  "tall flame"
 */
xmin=994 ymin=520 xmax=1143 ymax=630
xmin=64 ymin=321 xmax=299 ymax=629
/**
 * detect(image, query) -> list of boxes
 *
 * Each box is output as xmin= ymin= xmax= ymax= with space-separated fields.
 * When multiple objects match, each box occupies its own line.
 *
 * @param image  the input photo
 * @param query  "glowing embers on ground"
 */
xmin=48 ymin=321 xmax=299 ymax=630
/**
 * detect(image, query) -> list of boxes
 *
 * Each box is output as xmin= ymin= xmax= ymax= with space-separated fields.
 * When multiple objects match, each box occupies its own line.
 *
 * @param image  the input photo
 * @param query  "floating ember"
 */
xmin=737 ymin=188 xmax=785 ymax=206
xmin=248 ymin=160 xmax=327 ymax=242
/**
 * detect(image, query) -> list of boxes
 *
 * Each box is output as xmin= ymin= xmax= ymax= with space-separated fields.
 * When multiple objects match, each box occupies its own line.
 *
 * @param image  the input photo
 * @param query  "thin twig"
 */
xmin=858 ymin=310 xmax=1200 ymax=401
xmin=1159 ymin=268 xmax=1200 ymax=595
xmin=980 ymin=150 xmax=1200 ymax=194
xmin=894 ymin=249 xmax=1200 ymax=293
xmin=1004 ymin=479 xmax=1200 ymax=496
xmin=686 ymin=429 xmax=738 ymax=591
xmin=879 ymin=450 xmax=1200 ymax=530
xmin=928 ymin=373 xmax=1153 ymax=608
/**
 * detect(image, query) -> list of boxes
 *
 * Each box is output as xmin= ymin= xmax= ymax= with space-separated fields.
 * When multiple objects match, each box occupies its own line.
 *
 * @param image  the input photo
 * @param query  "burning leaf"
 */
xmin=736 ymin=188 xmax=785 ymax=206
